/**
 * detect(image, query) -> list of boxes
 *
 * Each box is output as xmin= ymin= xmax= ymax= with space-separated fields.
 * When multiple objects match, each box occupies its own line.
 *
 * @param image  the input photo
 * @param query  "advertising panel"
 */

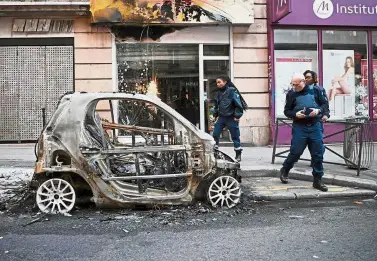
xmin=274 ymin=50 xmax=317 ymax=118
xmin=272 ymin=0 xmax=291 ymax=23
xmin=323 ymin=50 xmax=356 ymax=119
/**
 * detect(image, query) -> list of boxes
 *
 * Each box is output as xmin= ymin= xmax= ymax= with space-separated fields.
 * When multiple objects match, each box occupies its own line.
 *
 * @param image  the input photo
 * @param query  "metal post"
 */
xmin=357 ymin=124 xmax=364 ymax=176
xmin=271 ymin=118 xmax=279 ymax=164
xmin=199 ymin=44 xmax=205 ymax=131
xmin=42 ymin=107 xmax=46 ymax=128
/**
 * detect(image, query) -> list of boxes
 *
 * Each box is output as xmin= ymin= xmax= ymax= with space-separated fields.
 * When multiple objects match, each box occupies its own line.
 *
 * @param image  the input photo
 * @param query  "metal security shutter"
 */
xmin=0 ymin=45 xmax=73 ymax=142
xmin=18 ymin=46 xmax=46 ymax=140
xmin=45 ymin=46 xmax=74 ymax=122
xmin=0 ymin=47 xmax=18 ymax=141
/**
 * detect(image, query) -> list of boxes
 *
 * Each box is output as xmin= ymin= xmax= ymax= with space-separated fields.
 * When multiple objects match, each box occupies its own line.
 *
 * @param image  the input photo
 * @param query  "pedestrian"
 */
xmin=280 ymin=73 xmax=328 ymax=191
xmin=303 ymin=70 xmax=330 ymax=123
xmin=303 ymin=70 xmax=330 ymax=167
xmin=212 ymin=76 xmax=245 ymax=161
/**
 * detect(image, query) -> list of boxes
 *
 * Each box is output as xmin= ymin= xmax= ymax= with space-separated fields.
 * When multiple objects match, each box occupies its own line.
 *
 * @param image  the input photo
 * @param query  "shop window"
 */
xmin=203 ymin=45 xmax=230 ymax=56
xmin=273 ymin=29 xmax=318 ymax=117
xmin=372 ymin=31 xmax=377 ymax=120
xmin=322 ymin=30 xmax=368 ymax=119
xmin=116 ymin=43 xmax=200 ymax=127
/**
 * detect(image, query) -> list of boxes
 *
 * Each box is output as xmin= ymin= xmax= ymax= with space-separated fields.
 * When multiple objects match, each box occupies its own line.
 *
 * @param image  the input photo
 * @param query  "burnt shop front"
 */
xmin=90 ymin=0 xmax=254 ymax=138
xmin=268 ymin=0 xmax=377 ymax=144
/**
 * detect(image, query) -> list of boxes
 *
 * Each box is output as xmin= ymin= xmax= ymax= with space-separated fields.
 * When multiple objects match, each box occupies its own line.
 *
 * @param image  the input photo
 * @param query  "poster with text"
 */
xmin=274 ymin=50 xmax=317 ymax=118
xmin=323 ymin=50 xmax=356 ymax=119
xmin=361 ymin=59 xmax=377 ymax=120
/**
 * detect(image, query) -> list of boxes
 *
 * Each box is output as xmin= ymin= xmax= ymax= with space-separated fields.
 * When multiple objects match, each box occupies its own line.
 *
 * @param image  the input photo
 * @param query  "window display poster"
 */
xmin=274 ymin=50 xmax=317 ymax=118
xmin=361 ymin=59 xmax=377 ymax=120
xmin=323 ymin=50 xmax=356 ymax=119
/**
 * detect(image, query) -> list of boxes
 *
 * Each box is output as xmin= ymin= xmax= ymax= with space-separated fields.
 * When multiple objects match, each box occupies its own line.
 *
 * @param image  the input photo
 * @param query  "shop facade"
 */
xmin=88 ymin=0 xmax=269 ymax=146
xmin=268 ymin=0 xmax=377 ymax=144
xmin=0 ymin=1 xmax=270 ymax=146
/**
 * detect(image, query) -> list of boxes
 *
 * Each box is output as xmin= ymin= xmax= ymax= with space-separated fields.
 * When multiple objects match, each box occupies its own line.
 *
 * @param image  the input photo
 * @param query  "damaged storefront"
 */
xmin=87 ymin=0 xmax=267 ymax=144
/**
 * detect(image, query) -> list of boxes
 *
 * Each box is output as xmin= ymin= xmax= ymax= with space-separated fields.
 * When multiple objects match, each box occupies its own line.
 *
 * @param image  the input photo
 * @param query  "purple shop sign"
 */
xmin=272 ymin=0 xmax=291 ymax=23
xmin=275 ymin=0 xmax=377 ymax=27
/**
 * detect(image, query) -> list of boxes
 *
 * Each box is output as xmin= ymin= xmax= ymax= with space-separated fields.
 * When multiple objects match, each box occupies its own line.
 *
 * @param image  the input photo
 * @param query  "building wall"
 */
xmin=74 ymin=18 xmax=113 ymax=121
xmin=233 ymin=0 xmax=269 ymax=146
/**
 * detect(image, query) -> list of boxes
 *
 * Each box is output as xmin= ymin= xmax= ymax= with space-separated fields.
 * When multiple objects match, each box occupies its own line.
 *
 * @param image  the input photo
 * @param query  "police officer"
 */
xmin=212 ymin=76 xmax=244 ymax=161
xmin=303 ymin=70 xmax=330 ymax=168
xmin=280 ymin=73 xmax=328 ymax=191
xmin=303 ymin=70 xmax=330 ymax=123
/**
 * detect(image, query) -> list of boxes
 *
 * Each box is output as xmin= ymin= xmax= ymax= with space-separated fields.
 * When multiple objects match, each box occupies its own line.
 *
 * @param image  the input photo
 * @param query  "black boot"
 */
xmin=280 ymin=167 xmax=289 ymax=184
xmin=235 ymin=150 xmax=242 ymax=162
xmin=313 ymin=176 xmax=328 ymax=192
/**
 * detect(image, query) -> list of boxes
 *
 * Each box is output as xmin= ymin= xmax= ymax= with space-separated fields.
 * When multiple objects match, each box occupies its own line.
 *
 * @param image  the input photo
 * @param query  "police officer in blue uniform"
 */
xmin=212 ymin=76 xmax=244 ymax=161
xmin=304 ymin=70 xmax=330 ymax=168
xmin=303 ymin=70 xmax=330 ymax=123
xmin=280 ymin=73 xmax=329 ymax=191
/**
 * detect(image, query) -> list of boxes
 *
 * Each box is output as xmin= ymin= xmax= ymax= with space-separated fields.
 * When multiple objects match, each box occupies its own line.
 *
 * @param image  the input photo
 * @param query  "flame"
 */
xmin=146 ymin=79 xmax=160 ymax=97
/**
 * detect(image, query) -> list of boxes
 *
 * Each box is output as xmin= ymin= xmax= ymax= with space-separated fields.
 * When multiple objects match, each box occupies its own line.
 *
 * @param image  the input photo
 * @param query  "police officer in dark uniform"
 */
xmin=212 ymin=76 xmax=244 ymax=161
xmin=280 ymin=73 xmax=329 ymax=191
xmin=303 ymin=70 xmax=330 ymax=168
xmin=303 ymin=70 xmax=330 ymax=123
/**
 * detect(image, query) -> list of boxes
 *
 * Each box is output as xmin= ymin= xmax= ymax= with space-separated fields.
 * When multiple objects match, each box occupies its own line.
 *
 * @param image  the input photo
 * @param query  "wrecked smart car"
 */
xmin=32 ymin=92 xmax=241 ymax=214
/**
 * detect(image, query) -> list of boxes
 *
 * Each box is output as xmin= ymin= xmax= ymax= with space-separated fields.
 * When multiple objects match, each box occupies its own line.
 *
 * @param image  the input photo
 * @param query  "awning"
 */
xmin=90 ymin=0 xmax=254 ymax=25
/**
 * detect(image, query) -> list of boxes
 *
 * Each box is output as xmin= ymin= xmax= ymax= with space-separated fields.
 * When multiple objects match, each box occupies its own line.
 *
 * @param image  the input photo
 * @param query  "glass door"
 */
xmin=203 ymin=60 xmax=230 ymax=134
xmin=200 ymin=44 xmax=231 ymax=136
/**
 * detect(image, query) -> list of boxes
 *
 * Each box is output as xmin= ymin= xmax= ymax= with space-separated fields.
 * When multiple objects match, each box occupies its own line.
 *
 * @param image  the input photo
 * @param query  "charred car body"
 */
xmin=32 ymin=92 xmax=241 ymax=214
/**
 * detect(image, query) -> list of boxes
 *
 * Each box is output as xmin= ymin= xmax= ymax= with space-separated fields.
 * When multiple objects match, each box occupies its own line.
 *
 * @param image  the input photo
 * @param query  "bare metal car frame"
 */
xmin=32 ymin=92 xmax=241 ymax=214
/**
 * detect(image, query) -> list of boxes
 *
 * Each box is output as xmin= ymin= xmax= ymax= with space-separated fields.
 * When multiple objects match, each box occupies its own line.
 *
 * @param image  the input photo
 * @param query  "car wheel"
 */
xmin=36 ymin=178 xmax=76 ymax=214
xmin=207 ymin=175 xmax=241 ymax=209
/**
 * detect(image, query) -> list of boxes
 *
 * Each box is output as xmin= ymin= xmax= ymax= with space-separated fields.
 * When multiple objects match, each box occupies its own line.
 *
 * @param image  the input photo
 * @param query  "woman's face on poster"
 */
xmin=346 ymin=58 xmax=352 ymax=68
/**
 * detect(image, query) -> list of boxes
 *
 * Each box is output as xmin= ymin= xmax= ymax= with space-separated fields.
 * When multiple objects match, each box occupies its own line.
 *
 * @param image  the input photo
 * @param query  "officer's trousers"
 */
xmin=213 ymin=116 xmax=241 ymax=149
xmin=283 ymin=122 xmax=324 ymax=177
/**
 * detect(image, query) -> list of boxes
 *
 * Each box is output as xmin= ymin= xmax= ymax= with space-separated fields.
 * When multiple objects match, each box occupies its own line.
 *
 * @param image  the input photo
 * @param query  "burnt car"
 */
xmin=32 ymin=92 xmax=241 ymax=214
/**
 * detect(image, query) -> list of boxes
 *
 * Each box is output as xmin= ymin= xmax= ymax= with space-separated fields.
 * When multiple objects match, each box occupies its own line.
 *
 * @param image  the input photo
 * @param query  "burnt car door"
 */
xmin=81 ymin=98 xmax=192 ymax=201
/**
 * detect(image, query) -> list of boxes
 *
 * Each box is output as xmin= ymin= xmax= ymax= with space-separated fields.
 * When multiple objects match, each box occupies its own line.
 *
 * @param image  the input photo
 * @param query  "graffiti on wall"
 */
xmin=90 ymin=0 xmax=253 ymax=24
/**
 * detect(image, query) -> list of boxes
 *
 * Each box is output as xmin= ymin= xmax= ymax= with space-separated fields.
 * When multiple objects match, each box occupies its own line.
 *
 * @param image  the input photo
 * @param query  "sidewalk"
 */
xmin=220 ymin=144 xmax=377 ymax=181
xmin=221 ymin=144 xmax=377 ymax=200
xmin=0 ymin=144 xmax=376 ymax=202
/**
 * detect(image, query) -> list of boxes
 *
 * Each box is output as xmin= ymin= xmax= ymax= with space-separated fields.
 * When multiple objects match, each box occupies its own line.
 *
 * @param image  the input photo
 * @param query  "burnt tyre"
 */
xmin=36 ymin=178 xmax=76 ymax=214
xmin=207 ymin=175 xmax=241 ymax=208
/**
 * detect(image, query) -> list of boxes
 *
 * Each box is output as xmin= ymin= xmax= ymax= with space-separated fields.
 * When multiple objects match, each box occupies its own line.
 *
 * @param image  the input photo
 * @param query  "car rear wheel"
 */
xmin=36 ymin=178 xmax=76 ymax=214
xmin=207 ymin=175 xmax=241 ymax=208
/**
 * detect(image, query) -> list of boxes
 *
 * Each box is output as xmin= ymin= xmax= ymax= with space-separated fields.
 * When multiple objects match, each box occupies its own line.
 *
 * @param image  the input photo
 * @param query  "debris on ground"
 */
xmin=289 ymin=215 xmax=305 ymax=219
xmin=22 ymin=217 xmax=42 ymax=227
xmin=0 ymin=168 xmax=33 ymax=212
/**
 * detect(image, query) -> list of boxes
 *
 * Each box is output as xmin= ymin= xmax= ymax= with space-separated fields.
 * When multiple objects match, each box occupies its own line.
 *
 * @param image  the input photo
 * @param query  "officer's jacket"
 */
xmin=284 ymin=84 xmax=330 ymax=123
xmin=213 ymin=85 xmax=244 ymax=119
